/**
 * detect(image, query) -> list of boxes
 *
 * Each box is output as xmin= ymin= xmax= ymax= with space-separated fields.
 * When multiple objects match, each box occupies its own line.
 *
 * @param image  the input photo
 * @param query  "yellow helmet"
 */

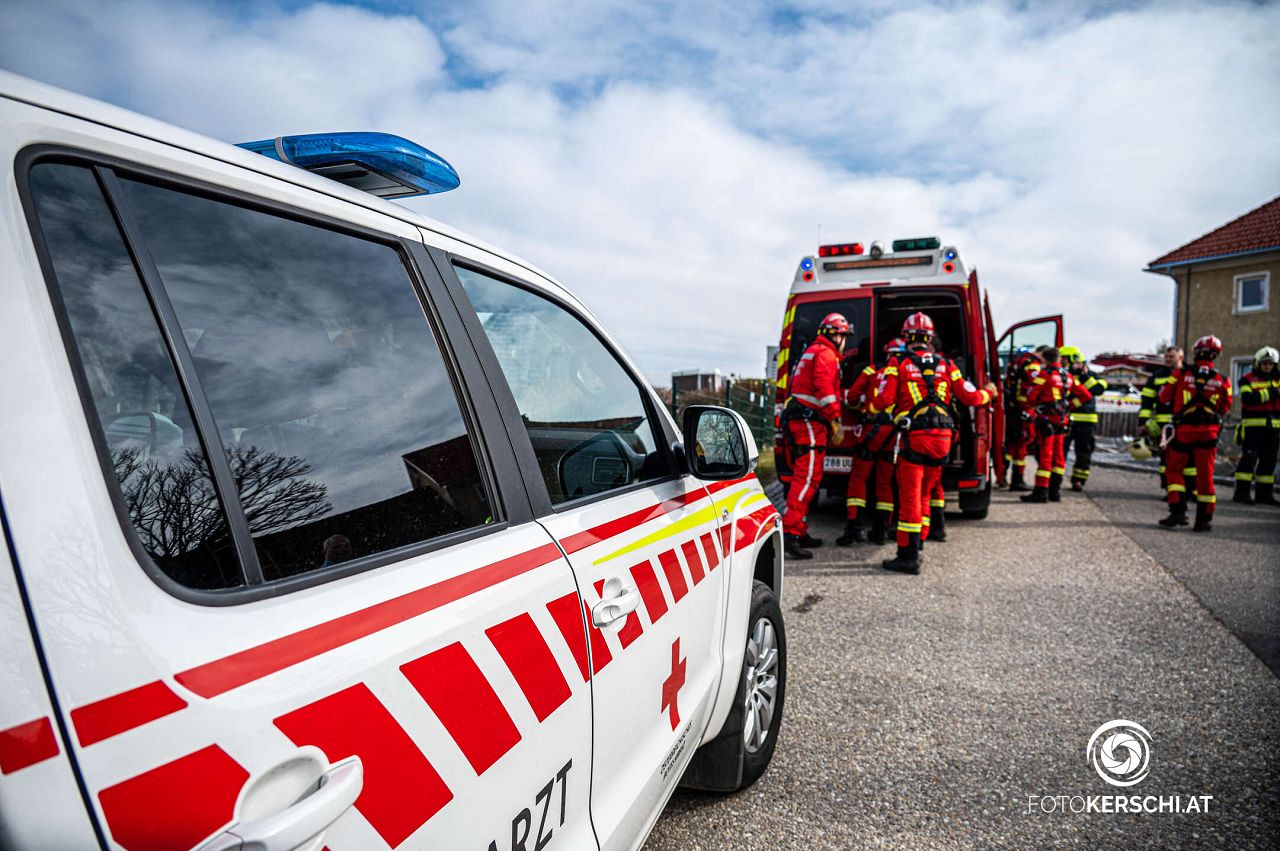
xmin=1059 ymin=345 xmax=1083 ymax=364
xmin=1128 ymin=435 xmax=1154 ymax=461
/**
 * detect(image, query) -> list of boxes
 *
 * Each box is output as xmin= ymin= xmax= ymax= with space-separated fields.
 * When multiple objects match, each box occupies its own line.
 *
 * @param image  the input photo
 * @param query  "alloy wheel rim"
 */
xmin=742 ymin=617 xmax=778 ymax=753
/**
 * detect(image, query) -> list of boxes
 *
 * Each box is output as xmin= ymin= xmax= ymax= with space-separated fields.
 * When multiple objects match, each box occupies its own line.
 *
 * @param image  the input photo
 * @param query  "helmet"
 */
xmin=884 ymin=337 xmax=906 ymax=354
xmin=1128 ymin=435 xmax=1154 ymax=461
xmin=1192 ymin=334 xmax=1222 ymax=359
xmin=901 ymin=311 xmax=935 ymax=341
xmin=1059 ymin=345 xmax=1082 ymax=363
xmin=818 ymin=312 xmax=851 ymax=337
xmin=1256 ymin=346 xmax=1279 ymax=365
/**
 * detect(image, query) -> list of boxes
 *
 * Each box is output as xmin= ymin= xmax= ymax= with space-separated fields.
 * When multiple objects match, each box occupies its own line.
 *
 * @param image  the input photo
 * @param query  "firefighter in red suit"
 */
xmin=1002 ymin=346 xmax=1042 ymax=491
xmin=1021 ymin=348 xmax=1091 ymax=503
xmin=837 ymin=338 xmax=904 ymax=546
xmin=873 ymin=313 xmax=996 ymax=573
xmin=781 ymin=312 xmax=850 ymax=559
xmin=1158 ymin=335 xmax=1233 ymax=532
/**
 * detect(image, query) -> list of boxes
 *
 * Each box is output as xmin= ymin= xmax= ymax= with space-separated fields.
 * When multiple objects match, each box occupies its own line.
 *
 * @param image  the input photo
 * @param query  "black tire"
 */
xmin=680 ymin=580 xmax=786 ymax=791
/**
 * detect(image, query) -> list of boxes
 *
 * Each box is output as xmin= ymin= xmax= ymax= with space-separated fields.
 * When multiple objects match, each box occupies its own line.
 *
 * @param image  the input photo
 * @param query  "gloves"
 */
xmin=832 ymin=421 xmax=845 ymax=444
xmin=1144 ymin=418 xmax=1160 ymax=444
xmin=1235 ymin=423 xmax=1244 ymax=445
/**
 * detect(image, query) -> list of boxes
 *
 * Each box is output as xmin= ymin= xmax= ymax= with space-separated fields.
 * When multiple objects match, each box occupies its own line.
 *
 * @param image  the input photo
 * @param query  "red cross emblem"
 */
xmin=660 ymin=638 xmax=687 ymax=730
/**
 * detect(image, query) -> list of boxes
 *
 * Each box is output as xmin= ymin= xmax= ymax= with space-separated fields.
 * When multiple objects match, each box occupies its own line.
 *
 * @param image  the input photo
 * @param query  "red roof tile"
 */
xmin=1148 ymin=195 xmax=1280 ymax=269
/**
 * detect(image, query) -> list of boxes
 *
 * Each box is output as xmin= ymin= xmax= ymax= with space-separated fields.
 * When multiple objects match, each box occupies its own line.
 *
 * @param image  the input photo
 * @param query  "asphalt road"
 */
xmin=644 ymin=473 xmax=1280 ymax=850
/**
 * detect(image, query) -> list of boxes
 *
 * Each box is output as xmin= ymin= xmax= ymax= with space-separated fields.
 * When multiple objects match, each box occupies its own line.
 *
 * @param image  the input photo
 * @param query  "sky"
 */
xmin=3 ymin=0 xmax=1278 ymax=381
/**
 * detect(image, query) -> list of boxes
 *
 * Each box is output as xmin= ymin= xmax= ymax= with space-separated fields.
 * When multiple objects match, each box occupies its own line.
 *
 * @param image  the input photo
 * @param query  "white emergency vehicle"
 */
xmin=0 ymin=72 xmax=785 ymax=851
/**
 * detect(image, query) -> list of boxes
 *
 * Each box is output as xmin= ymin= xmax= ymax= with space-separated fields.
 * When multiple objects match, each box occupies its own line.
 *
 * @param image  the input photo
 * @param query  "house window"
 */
xmin=1229 ymin=356 xmax=1253 ymax=393
xmin=1234 ymin=271 xmax=1269 ymax=314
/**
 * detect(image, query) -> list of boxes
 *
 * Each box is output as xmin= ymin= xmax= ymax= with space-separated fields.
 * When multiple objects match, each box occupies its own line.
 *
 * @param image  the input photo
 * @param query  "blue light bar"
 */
xmin=237 ymin=132 xmax=459 ymax=198
xmin=800 ymin=257 xmax=814 ymax=271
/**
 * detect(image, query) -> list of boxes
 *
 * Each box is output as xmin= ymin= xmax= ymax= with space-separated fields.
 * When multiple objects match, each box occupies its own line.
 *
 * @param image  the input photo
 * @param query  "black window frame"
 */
xmin=429 ymin=249 xmax=684 ymax=516
xmin=16 ymin=145 xmax=529 ymax=606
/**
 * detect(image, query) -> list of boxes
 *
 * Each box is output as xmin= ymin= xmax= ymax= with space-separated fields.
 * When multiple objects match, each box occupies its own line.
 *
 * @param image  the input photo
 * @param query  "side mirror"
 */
xmin=681 ymin=405 xmax=759 ymax=481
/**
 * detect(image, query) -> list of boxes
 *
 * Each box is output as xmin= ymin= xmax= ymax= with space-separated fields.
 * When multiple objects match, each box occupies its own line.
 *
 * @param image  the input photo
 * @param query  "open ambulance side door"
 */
xmin=982 ymin=294 xmax=1006 ymax=485
xmin=993 ymin=314 xmax=1064 ymax=374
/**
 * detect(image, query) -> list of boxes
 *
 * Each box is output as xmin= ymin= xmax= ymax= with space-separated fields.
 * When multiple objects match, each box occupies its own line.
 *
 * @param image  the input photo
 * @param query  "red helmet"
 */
xmin=1193 ymin=334 xmax=1223 ymax=358
xmin=884 ymin=337 xmax=906 ymax=354
xmin=818 ymin=312 xmax=851 ymax=336
xmin=901 ymin=311 xmax=935 ymax=338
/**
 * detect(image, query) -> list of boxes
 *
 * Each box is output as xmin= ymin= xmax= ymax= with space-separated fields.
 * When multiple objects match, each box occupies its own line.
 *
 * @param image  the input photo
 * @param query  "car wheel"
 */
xmin=680 ymin=580 xmax=786 ymax=791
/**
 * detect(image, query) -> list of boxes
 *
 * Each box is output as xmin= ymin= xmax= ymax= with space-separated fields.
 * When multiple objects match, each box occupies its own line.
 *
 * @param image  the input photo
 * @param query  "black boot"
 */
xmin=1048 ymin=472 xmax=1063 ymax=502
xmin=1070 ymin=474 xmax=1085 ymax=492
xmin=784 ymin=534 xmax=813 ymax=560
xmin=836 ymin=516 xmax=865 ymax=546
xmin=929 ymin=505 xmax=947 ymax=542
xmin=867 ymin=510 xmax=889 ymax=545
xmin=1192 ymin=502 xmax=1213 ymax=533
xmin=1020 ymin=486 xmax=1048 ymax=503
xmin=799 ymin=533 xmax=824 ymax=548
xmin=1232 ymin=480 xmax=1254 ymax=504
xmin=882 ymin=533 xmax=920 ymax=574
xmin=1256 ymin=483 xmax=1279 ymax=506
xmin=1009 ymin=467 xmax=1030 ymax=492
xmin=1158 ymin=496 xmax=1188 ymax=528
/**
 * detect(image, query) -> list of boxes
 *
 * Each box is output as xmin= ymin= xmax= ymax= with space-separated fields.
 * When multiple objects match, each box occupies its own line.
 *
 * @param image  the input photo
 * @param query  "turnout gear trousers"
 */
xmin=782 ymin=417 xmax=829 ymax=537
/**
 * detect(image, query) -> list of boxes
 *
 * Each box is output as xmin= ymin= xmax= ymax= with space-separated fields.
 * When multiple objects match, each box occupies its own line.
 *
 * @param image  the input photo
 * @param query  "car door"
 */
xmin=993 ymin=314 xmax=1065 ymax=373
xmin=2 ymin=130 xmax=596 ymax=850
xmin=433 ymin=256 xmax=768 ymax=851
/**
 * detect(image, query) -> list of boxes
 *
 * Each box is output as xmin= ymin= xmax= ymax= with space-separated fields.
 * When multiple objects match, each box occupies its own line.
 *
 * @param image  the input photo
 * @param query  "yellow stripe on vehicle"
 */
xmin=592 ymin=487 xmax=754 ymax=565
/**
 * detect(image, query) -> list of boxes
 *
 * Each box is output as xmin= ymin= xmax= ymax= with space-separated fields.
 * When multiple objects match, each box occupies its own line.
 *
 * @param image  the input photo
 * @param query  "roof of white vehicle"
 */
xmin=0 ymin=70 xmax=562 ymax=294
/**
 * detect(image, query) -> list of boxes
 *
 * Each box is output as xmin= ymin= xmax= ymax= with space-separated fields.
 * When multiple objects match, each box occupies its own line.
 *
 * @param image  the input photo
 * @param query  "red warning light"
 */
xmin=818 ymin=243 xmax=864 ymax=257
xmin=802 ymin=270 xmax=815 ymax=282
xmin=942 ymin=261 xmax=956 ymax=273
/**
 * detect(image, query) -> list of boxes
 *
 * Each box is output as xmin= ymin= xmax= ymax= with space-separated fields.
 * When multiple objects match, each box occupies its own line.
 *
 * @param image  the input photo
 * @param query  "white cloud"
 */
xmin=2 ymin=0 xmax=1277 ymax=381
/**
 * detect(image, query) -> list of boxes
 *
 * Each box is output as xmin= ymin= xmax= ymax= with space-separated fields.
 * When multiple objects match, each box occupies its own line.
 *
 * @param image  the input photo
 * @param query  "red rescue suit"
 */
xmin=873 ymin=347 xmax=992 ymax=547
xmin=843 ymin=363 xmax=892 ymax=521
xmin=1026 ymin=364 xmax=1091 ymax=492
xmin=1003 ymin=355 xmax=1040 ymax=485
xmin=782 ymin=335 xmax=842 ymax=536
xmin=1159 ymin=360 xmax=1233 ymax=516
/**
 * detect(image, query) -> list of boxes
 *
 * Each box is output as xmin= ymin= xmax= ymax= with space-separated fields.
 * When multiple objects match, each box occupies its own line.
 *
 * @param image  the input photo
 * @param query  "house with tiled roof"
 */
xmin=1146 ymin=196 xmax=1280 ymax=403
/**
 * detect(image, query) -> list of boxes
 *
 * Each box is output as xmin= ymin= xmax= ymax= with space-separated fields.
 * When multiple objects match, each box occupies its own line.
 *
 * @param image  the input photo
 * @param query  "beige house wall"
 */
xmin=1162 ymin=251 xmax=1280 ymax=410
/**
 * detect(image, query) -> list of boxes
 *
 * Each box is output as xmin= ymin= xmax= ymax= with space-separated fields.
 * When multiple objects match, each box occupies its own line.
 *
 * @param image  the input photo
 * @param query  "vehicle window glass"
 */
xmin=117 ymin=177 xmax=493 ymax=581
xmin=454 ymin=267 xmax=671 ymax=505
xmin=789 ymin=299 xmax=871 ymax=389
xmin=996 ymin=319 xmax=1059 ymax=374
xmin=29 ymin=163 xmax=242 ymax=589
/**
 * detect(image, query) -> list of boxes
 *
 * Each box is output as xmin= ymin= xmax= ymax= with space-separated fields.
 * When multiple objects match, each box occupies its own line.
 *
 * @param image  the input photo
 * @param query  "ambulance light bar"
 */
xmin=892 ymin=236 xmax=940 ymax=252
xmin=823 ymin=255 xmax=933 ymax=272
xmin=237 ymin=132 xmax=460 ymax=198
xmin=818 ymin=242 xmax=864 ymax=257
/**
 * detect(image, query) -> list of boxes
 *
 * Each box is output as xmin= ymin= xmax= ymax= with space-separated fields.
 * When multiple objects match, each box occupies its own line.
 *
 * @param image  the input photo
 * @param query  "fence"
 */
xmin=670 ymin=380 xmax=776 ymax=447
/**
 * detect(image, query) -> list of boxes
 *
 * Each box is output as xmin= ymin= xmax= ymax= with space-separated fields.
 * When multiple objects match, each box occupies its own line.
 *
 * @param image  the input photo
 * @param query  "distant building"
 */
xmin=1146 ymin=196 xmax=1280 ymax=399
xmin=1092 ymin=352 xmax=1164 ymax=392
xmin=672 ymin=368 xmax=725 ymax=395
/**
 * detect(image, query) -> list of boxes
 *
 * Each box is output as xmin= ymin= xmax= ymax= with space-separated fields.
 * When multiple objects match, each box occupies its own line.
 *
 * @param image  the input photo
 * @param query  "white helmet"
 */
xmin=1256 ymin=346 xmax=1279 ymax=365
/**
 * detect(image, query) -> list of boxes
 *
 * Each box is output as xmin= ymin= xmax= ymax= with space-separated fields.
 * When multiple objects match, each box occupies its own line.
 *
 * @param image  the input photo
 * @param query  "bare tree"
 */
xmin=113 ymin=445 xmax=330 ymax=567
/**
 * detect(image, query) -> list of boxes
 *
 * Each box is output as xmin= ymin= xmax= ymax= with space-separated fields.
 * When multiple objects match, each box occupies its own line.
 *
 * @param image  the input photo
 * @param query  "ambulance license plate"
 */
xmin=823 ymin=455 xmax=853 ymax=473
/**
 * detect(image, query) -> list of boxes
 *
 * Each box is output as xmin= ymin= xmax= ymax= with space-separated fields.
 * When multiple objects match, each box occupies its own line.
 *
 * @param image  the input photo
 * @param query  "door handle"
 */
xmin=591 ymin=577 xmax=641 ymax=629
xmin=198 ymin=756 xmax=363 ymax=851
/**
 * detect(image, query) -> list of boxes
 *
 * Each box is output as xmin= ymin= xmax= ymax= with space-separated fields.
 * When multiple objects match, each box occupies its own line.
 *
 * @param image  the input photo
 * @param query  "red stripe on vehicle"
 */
xmin=582 ymin=599 xmax=614 ymax=674
xmin=680 ymin=539 xmax=706 ymax=585
xmin=735 ymin=506 xmax=780 ymax=551
xmin=0 ymin=717 xmax=59 ymax=775
xmin=630 ymin=560 xmax=668 ymax=624
xmin=486 ymin=613 xmax=573 ymax=722
xmin=558 ymin=477 xmax=754 ymax=554
xmin=176 ymin=543 xmax=563 ymax=699
xmin=699 ymin=532 xmax=721 ymax=571
xmin=546 ymin=593 xmax=591 ymax=682
xmin=658 ymin=550 xmax=688 ymax=603
xmin=719 ymin=523 xmax=734 ymax=556
xmin=275 ymin=683 xmax=451 ymax=848
xmin=71 ymin=680 xmax=187 ymax=747
xmin=401 ymin=643 xmax=522 ymax=775
xmin=593 ymin=579 xmax=643 ymax=649
xmin=98 ymin=745 xmax=247 ymax=851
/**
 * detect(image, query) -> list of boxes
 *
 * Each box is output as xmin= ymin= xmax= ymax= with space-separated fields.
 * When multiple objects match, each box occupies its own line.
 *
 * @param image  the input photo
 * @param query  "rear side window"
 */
xmin=454 ymin=266 xmax=671 ymax=505
xmin=116 ymin=177 xmax=494 ymax=581
xmin=29 ymin=163 xmax=241 ymax=589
